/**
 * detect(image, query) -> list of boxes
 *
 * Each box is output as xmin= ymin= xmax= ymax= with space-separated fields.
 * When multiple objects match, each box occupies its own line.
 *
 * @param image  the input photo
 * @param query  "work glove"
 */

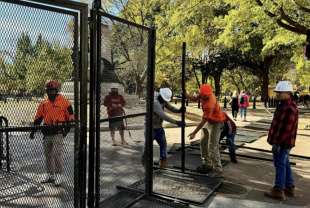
xmin=176 ymin=121 xmax=186 ymax=127
xmin=272 ymin=144 xmax=281 ymax=154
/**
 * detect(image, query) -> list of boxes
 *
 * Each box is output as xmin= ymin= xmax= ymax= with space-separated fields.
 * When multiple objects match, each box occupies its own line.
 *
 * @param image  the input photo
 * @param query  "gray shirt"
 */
xmin=153 ymin=92 xmax=180 ymax=129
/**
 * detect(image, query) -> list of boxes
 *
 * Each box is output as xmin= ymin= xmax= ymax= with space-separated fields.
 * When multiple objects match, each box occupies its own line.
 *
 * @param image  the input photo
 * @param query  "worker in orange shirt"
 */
xmin=188 ymin=84 xmax=226 ymax=176
xmin=30 ymin=80 xmax=74 ymax=187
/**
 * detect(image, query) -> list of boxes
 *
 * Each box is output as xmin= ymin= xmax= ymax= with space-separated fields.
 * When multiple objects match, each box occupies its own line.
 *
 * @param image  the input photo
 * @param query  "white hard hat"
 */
xmin=110 ymin=83 xmax=119 ymax=89
xmin=274 ymin=81 xmax=293 ymax=92
xmin=159 ymin=88 xmax=172 ymax=102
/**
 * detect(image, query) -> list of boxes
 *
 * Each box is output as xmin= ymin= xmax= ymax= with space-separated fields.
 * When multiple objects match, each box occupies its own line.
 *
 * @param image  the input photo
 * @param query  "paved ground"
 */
xmin=0 ymin=102 xmax=309 ymax=207
xmin=164 ymin=103 xmax=310 ymax=208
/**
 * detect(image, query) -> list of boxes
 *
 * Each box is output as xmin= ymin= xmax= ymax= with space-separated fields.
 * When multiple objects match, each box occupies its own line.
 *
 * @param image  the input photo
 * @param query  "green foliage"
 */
xmin=1 ymin=33 xmax=73 ymax=95
xmin=221 ymin=68 xmax=260 ymax=95
xmin=26 ymin=42 xmax=73 ymax=95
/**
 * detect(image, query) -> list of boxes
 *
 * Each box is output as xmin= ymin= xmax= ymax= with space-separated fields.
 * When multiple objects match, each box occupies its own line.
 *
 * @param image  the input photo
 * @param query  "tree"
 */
xmin=213 ymin=0 xmax=304 ymax=100
xmin=12 ymin=33 xmax=33 ymax=92
xmin=254 ymin=0 xmax=310 ymax=35
xmin=25 ymin=36 xmax=73 ymax=95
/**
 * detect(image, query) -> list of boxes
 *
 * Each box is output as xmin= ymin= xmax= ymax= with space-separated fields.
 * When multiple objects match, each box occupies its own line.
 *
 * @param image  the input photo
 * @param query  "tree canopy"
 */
xmin=106 ymin=0 xmax=309 ymax=96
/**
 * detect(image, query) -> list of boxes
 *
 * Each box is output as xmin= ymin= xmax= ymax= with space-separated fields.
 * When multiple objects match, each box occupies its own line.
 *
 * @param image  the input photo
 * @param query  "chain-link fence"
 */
xmin=89 ymin=11 xmax=153 ymax=205
xmin=0 ymin=1 xmax=88 ymax=207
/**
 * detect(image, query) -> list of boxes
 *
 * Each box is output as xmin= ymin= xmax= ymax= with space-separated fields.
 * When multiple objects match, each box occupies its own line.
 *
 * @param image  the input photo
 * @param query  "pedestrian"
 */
xmin=230 ymin=91 xmax=239 ymax=121
xmin=264 ymin=81 xmax=298 ymax=200
xmin=239 ymin=90 xmax=249 ymax=121
xmin=30 ymin=80 xmax=74 ymax=187
xmin=143 ymin=88 xmax=184 ymax=169
xmin=188 ymin=84 xmax=226 ymax=176
xmin=220 ymin=112 xmax=237 ymax=163
xmin=103 ymin=87 xmax=127 ymax=146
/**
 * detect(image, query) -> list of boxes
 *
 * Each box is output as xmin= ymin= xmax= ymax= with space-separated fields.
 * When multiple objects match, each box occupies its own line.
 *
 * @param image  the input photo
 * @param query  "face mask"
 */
xmin=47 ymin=93 xmax=57 ymax=102
xmin=110 ymin=89 xmax=118 ymax=95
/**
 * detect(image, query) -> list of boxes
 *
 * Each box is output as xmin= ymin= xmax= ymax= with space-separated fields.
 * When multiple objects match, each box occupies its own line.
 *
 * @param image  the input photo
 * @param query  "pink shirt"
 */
xmin=239 ymin=94 xmax=249 ymax=108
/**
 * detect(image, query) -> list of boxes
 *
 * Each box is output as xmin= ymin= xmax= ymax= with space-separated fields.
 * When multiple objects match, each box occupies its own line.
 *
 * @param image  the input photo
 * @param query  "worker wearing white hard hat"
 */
xmin=274 ymin=81 xmax=293 ymax=93
xmin=265 ymin=80 xmax=298 ymax=200
xmin=142 ymin=87 xmax=185 ymax=169
xmin=159 ymin=88 xmax=173 ymax=102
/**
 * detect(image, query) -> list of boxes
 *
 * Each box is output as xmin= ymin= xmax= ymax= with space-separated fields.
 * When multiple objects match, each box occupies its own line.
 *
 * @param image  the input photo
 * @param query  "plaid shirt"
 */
xmin=267 ymin=98 xmax=298 ymax=148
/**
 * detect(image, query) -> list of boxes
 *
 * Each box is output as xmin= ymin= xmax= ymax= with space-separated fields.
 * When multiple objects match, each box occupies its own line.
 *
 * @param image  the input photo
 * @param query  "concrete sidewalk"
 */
xmin=163 ymin=103 xmax=310 ymax=208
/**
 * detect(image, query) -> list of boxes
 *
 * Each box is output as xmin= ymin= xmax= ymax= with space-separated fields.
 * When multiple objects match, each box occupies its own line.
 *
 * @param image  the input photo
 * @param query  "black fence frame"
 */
xmin=0 ymin=0 xmax=88 ymax=207
xmin=88 ymin=6 xmax=156 ymax=208
xmin=0 ymin=116 xmax=9 ymax=171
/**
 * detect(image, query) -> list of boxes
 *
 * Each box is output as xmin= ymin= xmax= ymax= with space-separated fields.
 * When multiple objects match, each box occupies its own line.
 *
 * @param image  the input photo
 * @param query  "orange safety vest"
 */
xmin=202 ymin=94 xmax=226 ymax=123
xmin=34 ymin=95 xmax=74 ymax=125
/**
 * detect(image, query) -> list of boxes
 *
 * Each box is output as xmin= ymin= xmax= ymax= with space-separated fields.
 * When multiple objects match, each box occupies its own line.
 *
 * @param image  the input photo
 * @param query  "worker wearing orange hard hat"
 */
xmin=188 ymin=84 xmax=226 ymax=176
xmin=30 ymin=80 xmax=74 ymax=187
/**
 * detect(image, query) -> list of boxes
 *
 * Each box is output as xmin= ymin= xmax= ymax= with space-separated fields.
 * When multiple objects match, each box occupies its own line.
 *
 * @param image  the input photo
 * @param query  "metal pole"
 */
xmin=0 ymin=118 xmax=3 ymax=169
xmin=73 ymin=11 xmax=80 ymax=208
xmin=78 ymin=4 xmax=88 ymax=208
xmin=145 ymin=28 xmax=156 ymax=196
xmin=222 ymin=144 xmax=310 ymax=160
xmin=181 ymin=42 xmax=186 ymax=173
xmin=93 ymin=0 xmax=102 ymax=9
xmin=95 ymin=7 xmax=102 ymax=207
xmin=88 ymin=8 xmax=97 ymax=208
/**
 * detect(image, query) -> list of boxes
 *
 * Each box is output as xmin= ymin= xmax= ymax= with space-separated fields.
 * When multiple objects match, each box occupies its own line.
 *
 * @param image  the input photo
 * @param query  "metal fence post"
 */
xmin=181 ymin=42 xmax=186 ymax=173
xmin=145 ymin=27 xmax=156 ymax=196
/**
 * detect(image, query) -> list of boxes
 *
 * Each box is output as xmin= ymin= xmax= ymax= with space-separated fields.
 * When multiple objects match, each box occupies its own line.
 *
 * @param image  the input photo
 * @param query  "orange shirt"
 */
xmin=35 ymin=95 xmax=74 ymax=125
xmin=202 ymin=94 xmax=226 ymax=123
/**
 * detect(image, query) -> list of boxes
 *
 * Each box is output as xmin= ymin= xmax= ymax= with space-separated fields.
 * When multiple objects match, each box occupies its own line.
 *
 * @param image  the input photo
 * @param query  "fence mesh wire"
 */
xmin=98 ymin=15 xmax=149 ymax=202
xmin=0 ymin=1 xmax=80 ymax=207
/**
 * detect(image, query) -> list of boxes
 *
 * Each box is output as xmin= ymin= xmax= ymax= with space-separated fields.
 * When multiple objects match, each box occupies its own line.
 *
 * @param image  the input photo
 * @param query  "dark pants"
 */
xmin=272 ymin=145 xmax=294 ymax=189
xmin=232 ymin=110 xmax=238 ymax=119
xmin=142 ymin=127 xmax=167 ymax=166
xmin=153 ymin=128 xmax=167 ymax=160
xmin=226 ymin=133 xmax=236 ymax=161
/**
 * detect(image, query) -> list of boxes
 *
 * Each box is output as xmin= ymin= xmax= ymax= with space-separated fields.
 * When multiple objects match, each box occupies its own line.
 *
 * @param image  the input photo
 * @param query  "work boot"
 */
xmin=284 ymin=186 xmax=295 ymax=197
xmin=229 ymin=154 xmax=238 ymax=163
xmin=159 ymin=159 xmax=167 ymax=169
xmin=264 ymin=187 xmax=286 ymax=200
xmin=196 ymin=164 xmax=213 ymax=174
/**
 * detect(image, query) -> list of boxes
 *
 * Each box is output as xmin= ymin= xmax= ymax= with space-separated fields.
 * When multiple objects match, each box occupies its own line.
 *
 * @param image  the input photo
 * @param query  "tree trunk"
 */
xmin=135 ymin=77 xmax=143 ymax=98
xmin=213 ymin=72 xmax=221 ymax=97
xmin=260 ymin=69 xmax=269 ymax=102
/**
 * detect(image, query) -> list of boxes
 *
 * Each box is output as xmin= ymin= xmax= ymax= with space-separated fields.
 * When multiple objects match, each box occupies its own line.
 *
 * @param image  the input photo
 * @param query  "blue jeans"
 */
xmin=272 ymin=145 xmax=294 ymax=189
xmin=226 ymin=133 xmax=236 ymax=159
xmin=240 ymin=107 xmax=247 ymax=119
xmin=153 ymin=128 xmax=167 ymax=160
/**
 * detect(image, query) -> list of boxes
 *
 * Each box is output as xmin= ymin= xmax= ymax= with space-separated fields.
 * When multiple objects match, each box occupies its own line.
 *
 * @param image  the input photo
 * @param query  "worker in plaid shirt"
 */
xmin=264 ymin=81 xmax=298 ymax=201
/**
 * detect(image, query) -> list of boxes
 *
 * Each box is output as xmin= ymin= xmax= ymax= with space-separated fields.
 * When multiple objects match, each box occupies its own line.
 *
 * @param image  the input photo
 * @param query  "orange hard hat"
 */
xmin=45 ymin=80 xmax=61 ymax=91
xmin=200 ymin=84 xmax=213 ymax=96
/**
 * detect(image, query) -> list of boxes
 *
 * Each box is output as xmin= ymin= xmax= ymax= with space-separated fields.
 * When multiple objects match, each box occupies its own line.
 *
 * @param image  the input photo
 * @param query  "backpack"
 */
xmin=240 ymin=96 xmax=245 ymax=104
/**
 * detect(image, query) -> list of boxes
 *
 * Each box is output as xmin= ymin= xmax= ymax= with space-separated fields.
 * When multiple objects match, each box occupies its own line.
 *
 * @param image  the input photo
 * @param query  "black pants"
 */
xmin=232 ymin=108 xmax=238 ymax=119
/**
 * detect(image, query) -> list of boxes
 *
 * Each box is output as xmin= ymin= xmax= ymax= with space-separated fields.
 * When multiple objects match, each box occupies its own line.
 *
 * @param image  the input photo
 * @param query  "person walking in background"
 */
xmin=264 ymin=81 xmax=298 ymax=201
xmin=103 ymin=87 xmax=127 ymax=146
xmin=30 ymin=80 xmax=74 ymax=187
xmin=239 ymin=90 xmax=249 ymax=121
xmin=188 ymin=84 xmax=226 ymax=176
xmin=230 ymin=91 xmax=239 ymax=121
xmin=220 ymin=112 xmax=237 ymax=163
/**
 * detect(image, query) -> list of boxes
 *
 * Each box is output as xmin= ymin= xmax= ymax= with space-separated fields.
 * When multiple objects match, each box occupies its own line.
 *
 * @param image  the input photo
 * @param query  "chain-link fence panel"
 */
xmin=0 ymin=1 xmax=88 ymax=207
xmin=92 ymin=12 xmax=153 ymax=205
